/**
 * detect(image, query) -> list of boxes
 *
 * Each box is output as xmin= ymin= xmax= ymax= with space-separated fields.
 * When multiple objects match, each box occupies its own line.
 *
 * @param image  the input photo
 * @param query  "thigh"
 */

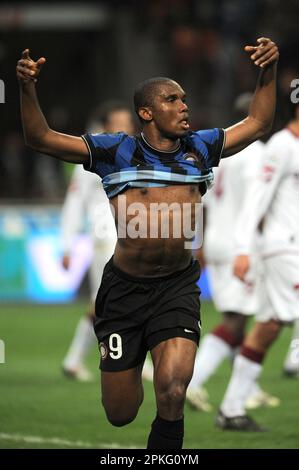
xmin=151 ymin=336 xmax=197 ymax=386
xmin=101 ymin=362 xmax=144 ymax=412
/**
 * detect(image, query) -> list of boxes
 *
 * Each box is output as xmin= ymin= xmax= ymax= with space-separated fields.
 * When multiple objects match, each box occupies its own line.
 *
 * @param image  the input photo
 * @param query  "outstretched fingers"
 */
xmin=244 ymin=37 xmax=279 ymax=68
xmin=244 ymin=45 xmax=258 ymax=52
xmin=21 ymin=48 xmax=30 ymax=60
xmin=17 ymin=49 xmax=46 ymax=83
xmin=36 ymin=57 xmax=46 ymax=69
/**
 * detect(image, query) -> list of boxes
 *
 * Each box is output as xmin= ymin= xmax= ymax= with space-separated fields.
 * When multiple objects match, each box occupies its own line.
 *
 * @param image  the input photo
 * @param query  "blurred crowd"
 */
xmin=0 ymin=0 xmax=299 ymax=201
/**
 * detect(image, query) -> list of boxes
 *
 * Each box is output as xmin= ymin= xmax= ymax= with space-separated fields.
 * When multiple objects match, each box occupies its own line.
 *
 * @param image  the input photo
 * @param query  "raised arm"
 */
xmin=17 ymin=49 xmax=89 ymax=164
xmin=223 ymin=38 xmax=279 ymax=157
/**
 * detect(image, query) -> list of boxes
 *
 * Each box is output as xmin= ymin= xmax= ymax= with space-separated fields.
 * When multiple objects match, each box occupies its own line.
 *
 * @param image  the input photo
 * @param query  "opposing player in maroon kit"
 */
xmin=217 ymin=103 xmax=299 ymax=431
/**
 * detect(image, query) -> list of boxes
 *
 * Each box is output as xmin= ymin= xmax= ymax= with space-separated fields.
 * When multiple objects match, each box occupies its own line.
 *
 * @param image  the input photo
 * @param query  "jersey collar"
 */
xmin=139 ymin=132 xmax=182 ymax=158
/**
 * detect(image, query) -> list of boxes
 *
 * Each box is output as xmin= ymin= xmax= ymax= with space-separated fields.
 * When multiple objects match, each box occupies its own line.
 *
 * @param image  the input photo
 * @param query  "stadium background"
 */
xmin=0 ymin=0 xmax=299 ymax=450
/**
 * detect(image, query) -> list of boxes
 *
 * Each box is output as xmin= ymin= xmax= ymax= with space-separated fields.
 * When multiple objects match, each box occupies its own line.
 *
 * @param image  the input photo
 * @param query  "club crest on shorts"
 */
xmin=99 ymin=342 xmax=108 ymax=360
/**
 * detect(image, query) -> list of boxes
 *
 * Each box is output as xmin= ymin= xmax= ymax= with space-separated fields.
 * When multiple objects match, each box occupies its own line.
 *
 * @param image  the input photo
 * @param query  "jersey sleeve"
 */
xmin=234 ymin=134 xmax=290 ymax=255
xmin=194 ymin=128 xmax=226 ymax=168
xmin=81 ymin=132 xmax=127 ymax=177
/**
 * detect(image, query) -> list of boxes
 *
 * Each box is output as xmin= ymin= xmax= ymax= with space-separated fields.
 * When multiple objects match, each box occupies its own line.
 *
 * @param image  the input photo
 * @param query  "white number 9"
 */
xmin=109 ymin=333 xmax=123 ymax=359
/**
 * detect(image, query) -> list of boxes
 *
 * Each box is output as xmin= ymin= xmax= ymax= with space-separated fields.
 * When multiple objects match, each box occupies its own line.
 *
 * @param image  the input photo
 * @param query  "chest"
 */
xmin=111 ymin=184 xmax=201 ymax=209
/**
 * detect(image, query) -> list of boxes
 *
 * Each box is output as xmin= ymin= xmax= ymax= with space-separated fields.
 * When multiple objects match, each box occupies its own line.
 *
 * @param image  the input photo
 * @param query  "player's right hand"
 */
xmin=62 ymin=254 xmax=71 ymax=270
xmin=16 ymin=49 xmax=46 ymax=84
xmin=233 ymin=254 xmax=250 ymax=282
xmin=244 ymin=37 xmax=279 ymax=68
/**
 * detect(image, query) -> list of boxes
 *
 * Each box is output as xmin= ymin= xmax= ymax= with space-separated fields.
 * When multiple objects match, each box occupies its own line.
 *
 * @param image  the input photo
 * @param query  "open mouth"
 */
xmin=180 ymin=119 xmax=190 ymax=130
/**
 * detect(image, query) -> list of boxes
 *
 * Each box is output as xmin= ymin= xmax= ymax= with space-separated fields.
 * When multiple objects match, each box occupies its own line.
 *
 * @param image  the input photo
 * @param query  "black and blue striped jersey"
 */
xmin=82 ymin=128 xmax=225 ymax=199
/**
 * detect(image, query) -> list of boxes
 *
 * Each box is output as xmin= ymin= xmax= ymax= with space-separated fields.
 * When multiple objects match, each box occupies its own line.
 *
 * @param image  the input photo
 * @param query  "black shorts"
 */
xmin=94 ymin=257 xmax=201 ymax=371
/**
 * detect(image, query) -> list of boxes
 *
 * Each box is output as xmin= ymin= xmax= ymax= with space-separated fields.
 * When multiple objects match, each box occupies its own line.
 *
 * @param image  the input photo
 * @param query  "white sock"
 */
xmin=230 ymin=346 xmax=240 ymax=362
xmin=63 ymin=316 xmax=96 ymax=370
xmin=220 ymin=355 xmax=262 ymax=417
xmin=284 ymin=319 xmax=299 ymax=372
xmin=247 ymin=380 xmax=263 ymax=400
xmin=189 ymin=334 xmax=232 ymax=390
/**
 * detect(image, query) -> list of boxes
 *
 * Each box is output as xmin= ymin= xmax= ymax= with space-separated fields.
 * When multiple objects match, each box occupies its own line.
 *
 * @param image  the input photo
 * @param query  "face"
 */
xmin=149 ymin=81 xmax=189 ymax=138
xmin=105 ymin=110 xmax=135 ymax=134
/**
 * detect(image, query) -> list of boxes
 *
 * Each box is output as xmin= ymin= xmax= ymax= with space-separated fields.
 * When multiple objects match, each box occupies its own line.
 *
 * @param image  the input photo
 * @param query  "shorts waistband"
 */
xmin=109 ymin=257 xmax=199 ymax=283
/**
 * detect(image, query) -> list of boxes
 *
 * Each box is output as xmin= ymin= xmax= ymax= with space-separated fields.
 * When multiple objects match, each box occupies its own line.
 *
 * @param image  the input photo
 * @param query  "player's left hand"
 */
xmin=233 ymin=254 xmax=250 ymax=282
xmin=244 ymin=37 xmax=279 ymax=68
xmin=16 ymin=49 xmax=46 ymax=84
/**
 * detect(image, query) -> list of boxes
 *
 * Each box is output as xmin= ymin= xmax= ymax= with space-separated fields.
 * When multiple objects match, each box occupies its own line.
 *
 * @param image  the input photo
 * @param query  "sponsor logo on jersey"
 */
xmin=183 ymin=153 xmax=197 ymax=162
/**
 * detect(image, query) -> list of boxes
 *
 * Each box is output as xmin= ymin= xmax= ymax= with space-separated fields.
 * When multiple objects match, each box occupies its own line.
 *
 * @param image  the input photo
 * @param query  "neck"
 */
xmin=141 ymin=128 xmax=180 ymax=152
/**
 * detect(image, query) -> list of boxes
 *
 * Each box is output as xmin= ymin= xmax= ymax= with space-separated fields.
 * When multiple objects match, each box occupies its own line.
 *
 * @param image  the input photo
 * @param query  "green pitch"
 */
xmin=0 ymin=302 xmax=298 ymax=449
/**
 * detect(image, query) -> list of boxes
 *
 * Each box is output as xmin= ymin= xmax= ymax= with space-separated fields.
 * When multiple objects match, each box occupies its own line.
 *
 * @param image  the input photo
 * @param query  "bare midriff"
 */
xmin=110 ymin=184 xmax=202 ymax=277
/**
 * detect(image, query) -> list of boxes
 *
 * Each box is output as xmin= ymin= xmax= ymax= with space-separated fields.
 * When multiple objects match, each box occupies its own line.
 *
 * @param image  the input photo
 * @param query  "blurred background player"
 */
xmin=186 ymin=93 xmax=279 ymax=411
xmin=61 ymin=101 xmax=135 ymax=381
xmin=216 ymin=100 xmax=299 ymax=431
xmin=283 ymin=318 xmax=299 ymax=377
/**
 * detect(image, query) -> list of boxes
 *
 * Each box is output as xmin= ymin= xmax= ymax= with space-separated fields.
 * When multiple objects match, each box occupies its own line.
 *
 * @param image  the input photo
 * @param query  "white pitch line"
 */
xmin=0 ymin=433 xmax=141 ymax=449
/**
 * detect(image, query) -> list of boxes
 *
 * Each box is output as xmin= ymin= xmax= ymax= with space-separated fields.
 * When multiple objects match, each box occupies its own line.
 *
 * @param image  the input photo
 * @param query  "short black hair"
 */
xmin=133 ymin=77 xmax=175 ymax=122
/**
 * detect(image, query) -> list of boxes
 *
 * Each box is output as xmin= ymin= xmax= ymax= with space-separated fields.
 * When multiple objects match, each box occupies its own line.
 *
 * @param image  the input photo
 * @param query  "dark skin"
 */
xmin=17 ymin=38 xmax=279 ymax=428
xmin=61 ymin=107 xmax=135 ymax=330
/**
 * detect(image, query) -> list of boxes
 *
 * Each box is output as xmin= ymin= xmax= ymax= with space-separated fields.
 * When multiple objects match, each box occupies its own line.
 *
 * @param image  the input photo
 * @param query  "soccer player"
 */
xmin=187 ymin=94 xmax=279 ymax=412
xmin=61 ymin=102 xmax=135 ymax=381
xmin=216 ymin=101 xmax=299 ymax=431
xmin=17 ymin=37 xmax=278 ymax=448
xmin=283 ymin=318 xmax=299 ymax=377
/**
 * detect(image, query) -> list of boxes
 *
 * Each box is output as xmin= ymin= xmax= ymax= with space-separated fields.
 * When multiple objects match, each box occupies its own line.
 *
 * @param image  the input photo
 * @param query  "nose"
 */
xmin=180 ymin=100 xmax=188 ymax=112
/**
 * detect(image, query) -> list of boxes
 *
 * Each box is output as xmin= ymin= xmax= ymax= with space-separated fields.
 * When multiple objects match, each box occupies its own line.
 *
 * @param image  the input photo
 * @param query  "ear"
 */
xmin=138 ymin=106 xmax=152 ymax=122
